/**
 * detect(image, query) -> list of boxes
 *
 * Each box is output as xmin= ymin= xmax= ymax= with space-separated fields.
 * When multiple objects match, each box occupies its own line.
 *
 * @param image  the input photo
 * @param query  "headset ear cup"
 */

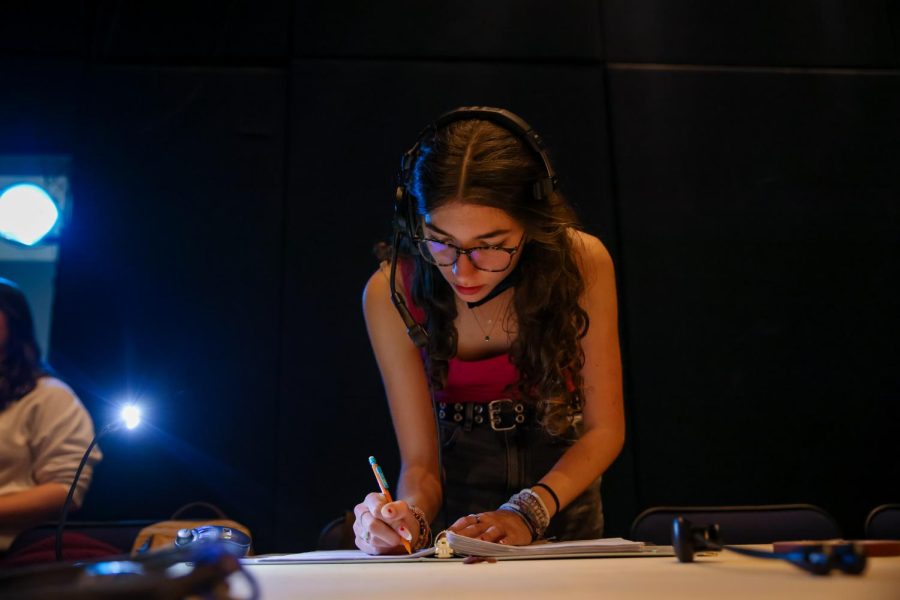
xmin=393 ymin=186 xmax=407 ymax=231
xmin=672 ymin=516 xmax=696 ymax=563
xmin=835 ymin=544 xmax=867 ymax=575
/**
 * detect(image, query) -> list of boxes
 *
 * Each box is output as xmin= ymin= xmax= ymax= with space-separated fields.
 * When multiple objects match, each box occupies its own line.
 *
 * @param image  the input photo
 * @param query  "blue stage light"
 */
xmin=121 ymin=404 xmax=142 ymax=430
xmin=0 ymin=183 xmax=60 ymax=246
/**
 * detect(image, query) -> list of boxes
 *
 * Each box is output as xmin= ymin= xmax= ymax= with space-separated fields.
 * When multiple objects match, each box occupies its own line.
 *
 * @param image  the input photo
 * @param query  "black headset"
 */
xmin=389 ymin=106 xmax=559 ymax=348
xmin=672 ymin=516 xmax=867 ymax=576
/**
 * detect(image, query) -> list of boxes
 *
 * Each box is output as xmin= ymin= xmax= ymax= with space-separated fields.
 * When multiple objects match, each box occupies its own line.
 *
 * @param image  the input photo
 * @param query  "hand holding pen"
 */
xmin=352 ymin=456 xmax=414 ymax=555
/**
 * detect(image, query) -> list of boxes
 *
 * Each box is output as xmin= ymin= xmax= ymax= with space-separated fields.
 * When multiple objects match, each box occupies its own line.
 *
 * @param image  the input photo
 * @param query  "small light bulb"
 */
xmin=121 ymin=405 xmax=141 ymax=430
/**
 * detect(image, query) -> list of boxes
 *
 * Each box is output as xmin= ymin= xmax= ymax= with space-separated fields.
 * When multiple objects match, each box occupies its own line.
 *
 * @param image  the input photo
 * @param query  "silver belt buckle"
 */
xmin=488 ymin=398 xmax=516 ymax=431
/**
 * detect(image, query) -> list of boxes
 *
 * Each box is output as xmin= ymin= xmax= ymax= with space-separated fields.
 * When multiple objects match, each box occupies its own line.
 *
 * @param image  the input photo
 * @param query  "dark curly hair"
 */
xmin=398 ymin=117 xmax=589 ymax=435
xmin=0 ymin=278 xmax=47 ymax=409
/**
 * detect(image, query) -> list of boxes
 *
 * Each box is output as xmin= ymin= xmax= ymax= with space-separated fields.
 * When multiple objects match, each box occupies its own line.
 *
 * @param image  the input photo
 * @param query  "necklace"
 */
xmin=470 ymin=301 xmax=505 ymax=342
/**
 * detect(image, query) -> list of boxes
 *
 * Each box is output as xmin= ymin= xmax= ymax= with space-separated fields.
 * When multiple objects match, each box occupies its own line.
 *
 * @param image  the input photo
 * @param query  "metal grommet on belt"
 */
xmin=437 ymin=398 xmax=535 ymax=431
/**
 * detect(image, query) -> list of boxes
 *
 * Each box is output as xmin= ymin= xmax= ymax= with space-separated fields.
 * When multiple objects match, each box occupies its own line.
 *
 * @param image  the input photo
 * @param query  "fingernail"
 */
xmin=398 ymin=526 xmax=412 ymax=541
xmin=499 ymin=539 xmax=508 ymax=544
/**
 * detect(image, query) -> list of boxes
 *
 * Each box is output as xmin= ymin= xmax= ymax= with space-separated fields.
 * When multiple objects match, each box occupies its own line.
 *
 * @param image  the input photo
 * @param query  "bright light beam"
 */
xmin=121 ymin=404 xmax=142 ymax=430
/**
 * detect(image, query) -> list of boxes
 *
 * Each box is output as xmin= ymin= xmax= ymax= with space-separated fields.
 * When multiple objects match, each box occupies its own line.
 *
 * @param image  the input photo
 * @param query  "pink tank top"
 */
xmin=400 ymin=260 xmax=519 ymax=404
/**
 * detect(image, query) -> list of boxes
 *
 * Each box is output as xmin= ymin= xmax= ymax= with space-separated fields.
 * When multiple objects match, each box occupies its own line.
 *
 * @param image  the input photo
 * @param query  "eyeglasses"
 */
xmin=415 ymin=235 xmax=524 ymax=272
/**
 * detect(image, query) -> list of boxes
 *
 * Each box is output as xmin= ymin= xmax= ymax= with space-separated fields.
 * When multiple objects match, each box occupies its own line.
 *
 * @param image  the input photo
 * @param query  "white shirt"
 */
xmin=0 ymin=376 xmax=102 ymax=549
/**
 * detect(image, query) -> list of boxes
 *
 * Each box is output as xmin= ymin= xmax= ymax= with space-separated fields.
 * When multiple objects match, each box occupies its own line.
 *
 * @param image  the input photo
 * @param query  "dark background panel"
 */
xmin=601 ymin=0 xmax=898 ymax=68
xmin=89 ymin=1 xmax=290 ymax=61
xmin=275 ymin=59 xmax=625 ymax=551
xmin=293 ymin=0 xmax=604 ymax=60
xmin=0 ymin=3 xmax=90 ymax=58
xmin=608 ymin=65 xmax=900 ymax=537
xmin=0 ymin=61 xmax=82 ymax=153
xmin=46 ymin=66 xmax=287 ymax=551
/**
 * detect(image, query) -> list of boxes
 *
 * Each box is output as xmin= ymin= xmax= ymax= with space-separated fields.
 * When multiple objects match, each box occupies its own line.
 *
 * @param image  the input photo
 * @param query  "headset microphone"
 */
xmin=389 ymin=229 xmax=429 ymax=348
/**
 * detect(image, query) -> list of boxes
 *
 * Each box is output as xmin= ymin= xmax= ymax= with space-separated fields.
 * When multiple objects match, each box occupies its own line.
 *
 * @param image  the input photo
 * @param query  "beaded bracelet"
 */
xmin=499 ymin=488 xmax=551 ymax=540
xmin=518 ymin=489 xmax=550 ymax=535
xmin=408 ymin=504 xmax=432 ymax=551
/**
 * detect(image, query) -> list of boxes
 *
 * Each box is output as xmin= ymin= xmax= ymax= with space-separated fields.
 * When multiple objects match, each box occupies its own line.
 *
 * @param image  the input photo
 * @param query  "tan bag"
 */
xmin=130 ymin=502 xmax=252 ymax=556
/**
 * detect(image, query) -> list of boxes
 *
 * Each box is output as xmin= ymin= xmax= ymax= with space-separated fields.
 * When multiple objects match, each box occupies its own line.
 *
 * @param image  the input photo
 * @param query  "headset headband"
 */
xmin=397 ymin=106 xmax=559 ymax=210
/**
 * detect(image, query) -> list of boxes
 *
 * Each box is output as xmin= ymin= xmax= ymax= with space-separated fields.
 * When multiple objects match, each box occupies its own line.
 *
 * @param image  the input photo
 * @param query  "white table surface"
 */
xmin=237 ymin=548 xmax=900 ymax=600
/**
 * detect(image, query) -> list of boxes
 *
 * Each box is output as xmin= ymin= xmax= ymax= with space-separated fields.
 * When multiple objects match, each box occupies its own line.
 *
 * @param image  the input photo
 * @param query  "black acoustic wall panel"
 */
xmin=48 ymin=66 xmax=286 ymax=551
xmin=0 ymin=61 xmax=81 ymax=153
xmin=0 ymin=3 xmax=90 ymax=57
xmin=293 ymin=0 xmax=604 ymax=59
xmin=608 ymin=65 xmax=900 ymax=537
xmin=602 ymin=0 xmax=898 ymax=68
xmin=276 ymin=58 xmax=626 ymax=551
xmin=88 ymin=2 xmax=290 ymax=60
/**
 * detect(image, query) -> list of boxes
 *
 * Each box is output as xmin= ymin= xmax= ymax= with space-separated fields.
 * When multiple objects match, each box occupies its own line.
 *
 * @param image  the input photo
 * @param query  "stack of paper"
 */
xmin=444 ymin=531 xmax=644 ymax=556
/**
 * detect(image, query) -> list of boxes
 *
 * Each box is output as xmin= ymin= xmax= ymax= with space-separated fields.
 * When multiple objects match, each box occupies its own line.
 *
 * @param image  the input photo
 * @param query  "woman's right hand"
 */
xmin=353 ymin=492 xmax=416 ymax=555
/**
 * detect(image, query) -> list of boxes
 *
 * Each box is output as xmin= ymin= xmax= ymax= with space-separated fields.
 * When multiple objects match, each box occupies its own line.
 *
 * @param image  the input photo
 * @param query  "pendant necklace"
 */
xmin=470 ymin=302 xmax=505 ymax=342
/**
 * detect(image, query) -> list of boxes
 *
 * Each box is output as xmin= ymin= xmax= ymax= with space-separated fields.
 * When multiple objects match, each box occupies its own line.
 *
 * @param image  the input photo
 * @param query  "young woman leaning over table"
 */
xmin=354 ymin=107 xmax=624 ymax=554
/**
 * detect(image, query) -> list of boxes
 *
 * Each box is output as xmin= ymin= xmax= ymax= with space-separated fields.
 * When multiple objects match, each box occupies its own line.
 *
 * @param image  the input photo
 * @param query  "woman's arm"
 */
xmin=450 ymin=232 xmax=624 ymax=544
xmin=0 ymin=482 xmax=71 ymax=528
xmin=354 ymin=263 xmax=442 ymax=553
xmin=532 ymin=232 xmax=625 ymax=511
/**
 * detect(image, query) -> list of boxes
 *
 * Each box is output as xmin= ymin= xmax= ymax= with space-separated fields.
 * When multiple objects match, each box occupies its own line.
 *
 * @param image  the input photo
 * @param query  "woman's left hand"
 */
xmin=448 ymin=509 xmax=533 ymax=545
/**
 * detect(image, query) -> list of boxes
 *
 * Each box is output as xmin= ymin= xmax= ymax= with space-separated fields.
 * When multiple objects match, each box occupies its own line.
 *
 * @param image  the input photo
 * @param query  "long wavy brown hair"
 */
xmin=399 ymin=117 xmax=590 ymax=435
xmin=0 ymin=278 xmax=47 ymax=409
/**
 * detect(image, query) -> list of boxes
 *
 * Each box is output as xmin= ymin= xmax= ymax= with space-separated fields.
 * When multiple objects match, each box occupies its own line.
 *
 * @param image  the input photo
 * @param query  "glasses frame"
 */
xmin=413 ymin=234 xmax=525 ymax=272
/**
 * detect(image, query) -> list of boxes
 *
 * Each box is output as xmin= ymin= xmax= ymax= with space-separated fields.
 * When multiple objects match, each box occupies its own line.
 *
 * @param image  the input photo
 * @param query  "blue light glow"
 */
xmin=0 ymin=183 xmax=60 ymax=246
xmin=121 ymin=404 xmax=142 ymax=430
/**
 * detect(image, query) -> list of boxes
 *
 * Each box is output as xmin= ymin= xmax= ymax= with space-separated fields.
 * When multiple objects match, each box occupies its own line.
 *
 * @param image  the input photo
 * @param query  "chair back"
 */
xmin=630 ymin=504 xmax=841 ymax=545
xmin=317 ymin=511 xmax=356 ymax=550
xmin=865 ymin=504 xmax=900 ymax=540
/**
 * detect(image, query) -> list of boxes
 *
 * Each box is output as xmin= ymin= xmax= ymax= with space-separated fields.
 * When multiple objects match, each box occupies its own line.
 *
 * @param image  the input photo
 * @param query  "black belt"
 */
xmin=437 ymin=399 xmax=533 ymax=432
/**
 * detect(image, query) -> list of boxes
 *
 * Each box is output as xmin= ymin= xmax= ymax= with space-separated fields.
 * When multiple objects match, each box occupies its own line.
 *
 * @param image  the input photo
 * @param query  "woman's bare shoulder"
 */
xmin=363 ymin=260 xmax=410 ymax=310
xmin=568 ymin=229 xmax=614 ymax=283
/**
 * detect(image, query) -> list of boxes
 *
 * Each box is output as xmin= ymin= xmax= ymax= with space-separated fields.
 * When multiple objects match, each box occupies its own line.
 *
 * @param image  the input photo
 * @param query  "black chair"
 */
xmin=630 ymin=504 xmax=841 ymax=545
xmin=865 ymin=504 xmax=900 ymax=540
xmin=317 ymin=511 xmax=357 ymax=550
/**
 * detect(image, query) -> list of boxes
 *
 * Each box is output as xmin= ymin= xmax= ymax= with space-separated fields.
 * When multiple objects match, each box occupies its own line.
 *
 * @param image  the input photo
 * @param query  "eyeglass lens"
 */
xmin=418 ymin=239 xmax=512 ymax=271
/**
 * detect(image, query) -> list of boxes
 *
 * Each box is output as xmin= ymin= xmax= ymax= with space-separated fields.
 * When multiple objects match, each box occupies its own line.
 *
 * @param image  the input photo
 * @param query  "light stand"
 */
xmin=55 ymin=405 xmax=141 ymax=561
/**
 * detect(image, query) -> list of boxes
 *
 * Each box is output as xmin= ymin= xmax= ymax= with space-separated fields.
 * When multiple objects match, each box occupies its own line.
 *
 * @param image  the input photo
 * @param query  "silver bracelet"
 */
xmin=501 ymin=488 xmax=551 ymax=540
xmin=522 ymin=488 xmax=550 ymax=521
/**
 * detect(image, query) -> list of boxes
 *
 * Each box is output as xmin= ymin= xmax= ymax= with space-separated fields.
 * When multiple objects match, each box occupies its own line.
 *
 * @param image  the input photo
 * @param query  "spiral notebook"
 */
xmin=244 ymin=532 xmax=673 ymax=564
